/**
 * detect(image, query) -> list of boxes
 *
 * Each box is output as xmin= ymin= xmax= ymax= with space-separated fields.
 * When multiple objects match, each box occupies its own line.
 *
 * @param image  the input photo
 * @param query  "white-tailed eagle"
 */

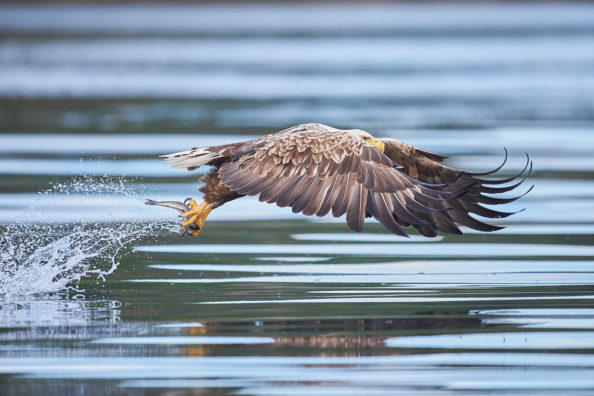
xmin=149 ymin=123 xmax=532 ymax=237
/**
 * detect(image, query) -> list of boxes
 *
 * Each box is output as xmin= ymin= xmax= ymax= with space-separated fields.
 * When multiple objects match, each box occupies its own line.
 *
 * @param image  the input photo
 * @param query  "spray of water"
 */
xmin=0 ymin=175 xmax=176 ymax=298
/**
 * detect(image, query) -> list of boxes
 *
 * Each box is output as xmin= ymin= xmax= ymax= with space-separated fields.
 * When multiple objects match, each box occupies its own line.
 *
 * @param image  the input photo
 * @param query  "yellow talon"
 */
xmin=195 ymin=206 xmax=212 ymax=229
xmin=182 ymin=214 xmax=198 ymax=227
xmin=182 ymin=201 xmax=207 ymax=218
xmin=180 ymin=199 xmax=213 ymax=237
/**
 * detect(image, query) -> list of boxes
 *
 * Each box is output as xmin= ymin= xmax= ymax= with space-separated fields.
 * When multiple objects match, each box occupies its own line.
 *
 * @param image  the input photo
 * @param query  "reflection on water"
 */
xmin=92 ymin=336 xmax=275 ymax=345
xmin=3 ymin=354 xmax=594 ymax=394
xmin=474 ymin=309 xmax=594 ymax=329
xmin=1 ymin=2 xmax=594 ymax=395
xmin=0 ymin=299 xmax=120 ymax=328
xmin=385 ymin=332 xmax=594 ymax=349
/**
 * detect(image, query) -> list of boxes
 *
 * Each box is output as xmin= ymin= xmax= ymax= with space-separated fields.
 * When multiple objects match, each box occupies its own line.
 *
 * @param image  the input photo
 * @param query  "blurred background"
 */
xmin=1 ymin=2 xmax=593 ymax=135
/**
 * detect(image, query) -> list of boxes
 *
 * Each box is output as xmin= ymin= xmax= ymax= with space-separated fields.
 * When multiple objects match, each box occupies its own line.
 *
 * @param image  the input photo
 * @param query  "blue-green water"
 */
xmin=1 ymin=3 xmax=594 ymax=395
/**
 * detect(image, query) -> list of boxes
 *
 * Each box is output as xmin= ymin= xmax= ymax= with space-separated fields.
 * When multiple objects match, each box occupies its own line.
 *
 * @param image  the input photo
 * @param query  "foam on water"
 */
xmin=0 ymin=175 xmax=175 ymax=298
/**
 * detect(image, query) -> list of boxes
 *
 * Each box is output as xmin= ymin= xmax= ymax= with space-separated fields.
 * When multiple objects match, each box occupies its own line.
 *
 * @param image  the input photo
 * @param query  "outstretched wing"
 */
xmin=379 ymin=138 xmax=533 ymax=237
xmin=218 ymin=124 xmax=456 ymax=236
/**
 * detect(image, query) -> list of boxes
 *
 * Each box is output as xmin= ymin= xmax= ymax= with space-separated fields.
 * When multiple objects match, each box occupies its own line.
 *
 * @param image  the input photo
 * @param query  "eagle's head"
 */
xmin=348 ymin=129 xmax=385 ymax=153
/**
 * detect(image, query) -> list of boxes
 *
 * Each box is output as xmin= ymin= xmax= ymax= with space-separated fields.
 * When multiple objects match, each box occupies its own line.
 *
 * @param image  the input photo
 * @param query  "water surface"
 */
xmin=1 ymin=3 xmax=594 ymax=395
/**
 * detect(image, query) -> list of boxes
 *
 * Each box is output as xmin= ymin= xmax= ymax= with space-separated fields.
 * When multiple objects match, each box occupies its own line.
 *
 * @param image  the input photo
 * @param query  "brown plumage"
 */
xmin=159 ymin=123 xmax=532 ymax=237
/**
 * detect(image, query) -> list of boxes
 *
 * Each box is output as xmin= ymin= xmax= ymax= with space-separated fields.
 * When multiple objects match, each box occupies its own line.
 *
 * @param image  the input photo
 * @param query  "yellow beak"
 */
xmin=367 ymin=138 xmax=385 ymax=153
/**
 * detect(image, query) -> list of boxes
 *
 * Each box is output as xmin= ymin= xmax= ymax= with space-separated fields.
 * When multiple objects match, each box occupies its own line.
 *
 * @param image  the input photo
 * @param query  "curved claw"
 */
xmin=178 ymin=200 xmax=213 ymax=237
xmin=182 ymin=214 xmax=198 ymax=227
xmin=182 ymin=200 xmax=205 ymax=218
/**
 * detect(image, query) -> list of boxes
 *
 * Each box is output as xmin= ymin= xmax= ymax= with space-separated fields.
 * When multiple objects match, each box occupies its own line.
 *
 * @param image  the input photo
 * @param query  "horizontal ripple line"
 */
xmin=134 ymin=243 xmax=594 ymax=258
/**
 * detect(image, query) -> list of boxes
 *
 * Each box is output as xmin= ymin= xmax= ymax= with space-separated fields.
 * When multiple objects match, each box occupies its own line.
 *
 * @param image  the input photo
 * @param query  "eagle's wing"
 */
xmin=379 ymin=138 xmax=533 ymax=236
xmin=218 ymin=125 xmax=459 ymax=236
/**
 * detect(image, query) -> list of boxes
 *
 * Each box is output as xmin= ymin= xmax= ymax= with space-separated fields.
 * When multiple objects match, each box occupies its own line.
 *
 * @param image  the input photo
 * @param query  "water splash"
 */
xmin=0 ymin=175 xmax=176 ymax=298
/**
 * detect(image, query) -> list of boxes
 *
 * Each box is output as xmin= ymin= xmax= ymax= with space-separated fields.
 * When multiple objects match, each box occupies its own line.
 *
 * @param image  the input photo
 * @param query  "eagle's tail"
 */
xmin=160 ymin=148 xmax=223 ymax=170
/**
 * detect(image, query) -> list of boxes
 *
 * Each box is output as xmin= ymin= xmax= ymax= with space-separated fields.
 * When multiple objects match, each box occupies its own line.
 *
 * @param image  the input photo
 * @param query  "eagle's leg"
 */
xmin=178 ymin=167 xmax=243 ymax=237
xmin=181 ymin=199 xmax=207 ymax=225
xmin=181 ymin=200 xmax=213 ymax=236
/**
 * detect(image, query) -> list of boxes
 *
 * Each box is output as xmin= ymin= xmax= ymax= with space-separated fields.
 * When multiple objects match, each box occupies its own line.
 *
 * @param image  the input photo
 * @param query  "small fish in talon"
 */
xmin=144 ymin=199 xmax=200 ymax=236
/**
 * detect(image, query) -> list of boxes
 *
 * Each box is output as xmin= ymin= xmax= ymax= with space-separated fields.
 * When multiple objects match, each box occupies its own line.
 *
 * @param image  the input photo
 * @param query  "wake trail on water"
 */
xmin=0 ymin=176 xmax=176 ymax=298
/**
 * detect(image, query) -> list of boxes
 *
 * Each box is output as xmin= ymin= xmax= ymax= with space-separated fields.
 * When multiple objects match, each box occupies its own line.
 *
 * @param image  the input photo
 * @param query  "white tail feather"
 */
xmin=160 ymin=148 xmax=223 ymax=170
